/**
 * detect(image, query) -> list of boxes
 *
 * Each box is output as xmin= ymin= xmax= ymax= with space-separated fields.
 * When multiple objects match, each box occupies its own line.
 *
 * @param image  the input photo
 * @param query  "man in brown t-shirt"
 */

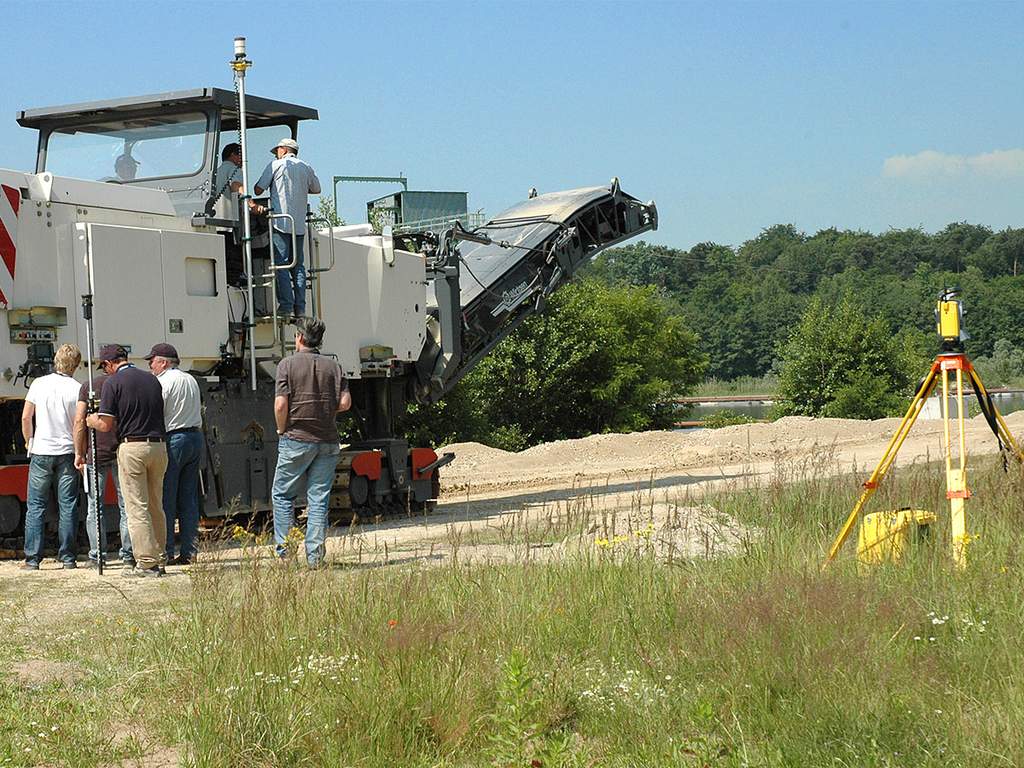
xmin=271 ymin=318 xmax=351 ymax=566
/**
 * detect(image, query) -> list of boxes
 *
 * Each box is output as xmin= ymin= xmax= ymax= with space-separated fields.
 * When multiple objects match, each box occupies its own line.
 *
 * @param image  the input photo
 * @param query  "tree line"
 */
xmin=587 ymin=223 xmax=1024 ymax=381
xmin=401 ymin=222 xmax=1024 ymax=448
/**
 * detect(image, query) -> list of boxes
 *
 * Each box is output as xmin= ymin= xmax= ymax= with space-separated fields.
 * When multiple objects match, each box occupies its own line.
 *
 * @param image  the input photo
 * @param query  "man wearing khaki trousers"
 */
xmin=87 ymin=345 xmax=168 ymax=578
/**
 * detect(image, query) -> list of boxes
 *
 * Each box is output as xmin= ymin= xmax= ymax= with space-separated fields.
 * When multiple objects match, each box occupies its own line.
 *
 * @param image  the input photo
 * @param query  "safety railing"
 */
xmin=251 ymin=212 xmax=298 ymax=358
xmin=392 ymin=210 xmax=487 ymax=235
xmin=305 ymin=214 xmax=337 ymax=322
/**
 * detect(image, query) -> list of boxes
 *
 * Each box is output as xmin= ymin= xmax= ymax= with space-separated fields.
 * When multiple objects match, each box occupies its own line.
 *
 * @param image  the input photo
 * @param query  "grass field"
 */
xmin=3 ymin=452 xmax=1024 ymax=767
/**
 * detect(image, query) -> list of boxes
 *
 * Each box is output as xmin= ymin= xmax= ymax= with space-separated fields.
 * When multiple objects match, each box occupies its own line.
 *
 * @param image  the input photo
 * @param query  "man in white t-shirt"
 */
xmin=145 ymin=343 xmax=204 ymax=565
xmin=21 ymin=344 xmax=84 ymax=570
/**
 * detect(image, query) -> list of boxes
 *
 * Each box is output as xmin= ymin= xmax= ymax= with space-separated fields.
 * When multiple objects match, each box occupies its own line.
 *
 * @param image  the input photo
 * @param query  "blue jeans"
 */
xmin=272 ymin=436 xmax=340 ymax=566
xmin=85 ymin=462 xmax=133 ymax=562
xmin=272 ymin=230 xmax=306 ymax=316
xmin=163 ymin=430 xmax=204 ymax=561
xmin=24 ymin=454 xmax=80 ymax=566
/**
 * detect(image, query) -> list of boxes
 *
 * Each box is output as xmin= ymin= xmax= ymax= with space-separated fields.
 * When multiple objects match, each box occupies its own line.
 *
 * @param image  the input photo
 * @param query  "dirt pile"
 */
xmin=441 ymin=412 xmax=1024 ymax=496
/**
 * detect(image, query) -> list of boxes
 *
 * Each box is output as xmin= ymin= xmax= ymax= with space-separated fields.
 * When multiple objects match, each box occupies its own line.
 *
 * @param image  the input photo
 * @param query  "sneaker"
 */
xmin=123 ymin=566 xmax=163 ymax=579
xmin=172 ymin=555 xmax=193 ymax=566
xmin=122 ymin=558 xmax=137 ymax=569
xmin=19 ymin=562 xmax=39 ymax=571
xmin=62 ymin=561 xmax=78 ymax=570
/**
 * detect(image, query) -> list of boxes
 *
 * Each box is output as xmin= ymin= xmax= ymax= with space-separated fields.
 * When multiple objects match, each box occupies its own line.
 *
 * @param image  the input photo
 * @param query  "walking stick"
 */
xmin=81 ymin=294 xmax=104 ymax=576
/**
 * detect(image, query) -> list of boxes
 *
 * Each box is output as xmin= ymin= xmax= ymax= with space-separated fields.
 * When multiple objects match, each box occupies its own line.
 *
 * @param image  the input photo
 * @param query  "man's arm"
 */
xmin=308 ymin=167 xmax=321 ymax=195
xmin=73 ymin=401 xmax=88 ymax=468
xmin=253 ymin=161 xmax=274 ymax=198
xmin=21 ymin=401 xmax=34 ymax=446
xmin=274 ymin=395 xmax=289 ymax=434
xmin=337 ymin=388 xmax=351 ymax=413
xmin=86 ymin=413 xmax=115 ymax=433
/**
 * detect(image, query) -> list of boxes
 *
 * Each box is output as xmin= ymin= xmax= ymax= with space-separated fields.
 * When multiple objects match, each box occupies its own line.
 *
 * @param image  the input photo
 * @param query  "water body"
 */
xmin=686 ymin=392 xmax=1024 ymax=423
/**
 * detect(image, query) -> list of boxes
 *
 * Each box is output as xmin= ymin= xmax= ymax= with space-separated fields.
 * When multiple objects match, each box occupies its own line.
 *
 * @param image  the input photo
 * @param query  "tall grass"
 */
xmin=3 ymin=453 xmax=1024 ymax=767
xmin=696 ymin=375 xmax=779 ymax=398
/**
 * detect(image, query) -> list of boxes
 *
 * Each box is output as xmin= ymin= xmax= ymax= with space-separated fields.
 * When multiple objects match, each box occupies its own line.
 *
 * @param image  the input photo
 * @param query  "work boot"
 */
xmin=123 ymin=566 xmax=163 ymax=579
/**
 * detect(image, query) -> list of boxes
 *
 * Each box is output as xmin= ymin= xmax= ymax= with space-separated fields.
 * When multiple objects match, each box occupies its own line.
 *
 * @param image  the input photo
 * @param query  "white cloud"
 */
xmin=882 ymin=149 xmax=1024 ymax=180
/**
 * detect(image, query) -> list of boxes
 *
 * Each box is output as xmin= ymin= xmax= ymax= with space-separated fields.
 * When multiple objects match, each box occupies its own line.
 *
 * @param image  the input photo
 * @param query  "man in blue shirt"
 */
xmin=253 ymin=138 xmax=321 ymax=320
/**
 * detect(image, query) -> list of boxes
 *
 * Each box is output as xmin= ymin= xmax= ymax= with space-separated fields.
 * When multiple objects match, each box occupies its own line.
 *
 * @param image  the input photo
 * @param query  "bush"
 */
xmin=774 ymin=296 xmax=927 ymax=419
xmin=972 ymin=339 xmax=1024 ymax=387
xmin=702 ymin=409 xmax=757 ymax=429
xmin=403 ymin=278 xmax=707 ymax=448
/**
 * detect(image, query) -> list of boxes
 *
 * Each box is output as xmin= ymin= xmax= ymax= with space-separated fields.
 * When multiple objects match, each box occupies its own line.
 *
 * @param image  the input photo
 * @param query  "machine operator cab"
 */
xmin=17 ymin=87 xmax=318 ymax=222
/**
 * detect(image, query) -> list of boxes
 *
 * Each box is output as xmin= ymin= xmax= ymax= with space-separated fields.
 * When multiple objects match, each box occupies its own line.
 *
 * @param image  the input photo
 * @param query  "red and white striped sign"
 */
xmin=0 ymin=184 xmax=19 ymax=307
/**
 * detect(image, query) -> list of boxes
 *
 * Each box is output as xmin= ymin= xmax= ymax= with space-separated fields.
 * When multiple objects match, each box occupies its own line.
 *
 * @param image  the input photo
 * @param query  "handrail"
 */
xmin=306 ymin=215 xmax=337 ymax=275
xmin=263 ymin=213 xmax=298 ymax=357
xmin=304 ymin=214 xmax=336 ymax=322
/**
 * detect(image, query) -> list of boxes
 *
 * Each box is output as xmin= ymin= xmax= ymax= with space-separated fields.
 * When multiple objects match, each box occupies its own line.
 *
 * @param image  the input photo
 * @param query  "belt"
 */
xmin=167 ymin=427 xmax=201 ymax=435
xmin=122 ymin=436 xmax=165 ymax=443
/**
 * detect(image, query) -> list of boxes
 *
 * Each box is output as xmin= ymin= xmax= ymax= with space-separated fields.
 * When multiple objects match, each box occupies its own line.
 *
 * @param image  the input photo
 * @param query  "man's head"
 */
xmin=114 ymin=153 xmax=139 ymax=181
xmin=295 ymin=317 xmax=325 ymax=350
xmin=98 ymin=344 xmax=128 ymax=374
xmin=144 ymin=342 xmax=180 ymax=375
xmin=54 ymin=344 xmax=81 ymax=375
xmin=222 ymin=143 xmax=241 ymax=166
xmin=271 ymin=137 xmax=299 ymax=159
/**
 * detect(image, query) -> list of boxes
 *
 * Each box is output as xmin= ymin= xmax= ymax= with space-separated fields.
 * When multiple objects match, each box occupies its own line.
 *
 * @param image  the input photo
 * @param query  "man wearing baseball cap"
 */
xmin=145 ymin=343 xmax=203 ymax=565
xmin=253 ymin=137 xmax=321 ymax=321
xmin=87 ymin=344 xmax=168 ymax=578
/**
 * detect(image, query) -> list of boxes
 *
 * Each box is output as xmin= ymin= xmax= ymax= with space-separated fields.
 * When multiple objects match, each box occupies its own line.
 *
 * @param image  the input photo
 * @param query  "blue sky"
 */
xmin=2 ymin=0 xmax=1021 ymax=249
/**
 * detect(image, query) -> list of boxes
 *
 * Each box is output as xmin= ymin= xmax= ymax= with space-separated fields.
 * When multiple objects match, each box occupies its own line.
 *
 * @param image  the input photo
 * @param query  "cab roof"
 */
xmin=16 ymin=87 xmax=318 ymax=129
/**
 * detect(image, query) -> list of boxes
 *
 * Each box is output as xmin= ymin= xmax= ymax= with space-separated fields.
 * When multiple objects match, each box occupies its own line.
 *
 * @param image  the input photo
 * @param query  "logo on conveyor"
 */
xmin=0 ymin=184 xmax=19 ymax=308
xmin=490 ymin=279 xmax=532 ymax=317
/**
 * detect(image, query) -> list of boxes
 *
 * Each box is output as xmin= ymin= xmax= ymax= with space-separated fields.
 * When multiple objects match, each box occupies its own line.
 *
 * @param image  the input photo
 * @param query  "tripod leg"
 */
xmin=968 ymin=367 xmax=1024 ymax=461
xmin=824 ymin=366 xmax=939 ymax=565
xmin=948 ymin=365 xmax=969 ymax=569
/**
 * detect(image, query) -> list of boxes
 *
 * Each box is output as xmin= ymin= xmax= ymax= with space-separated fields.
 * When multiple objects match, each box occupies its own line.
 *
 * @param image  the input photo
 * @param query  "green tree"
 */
xmin=973 ymin=339 xmax=1024 ymax=387
xmin=775 ymin=297 xmax=926 ymax=419
xmin=403 ymin=278 xmax=707 ymax=449
xmin=314 ymin=195 xmax=345 ymax=228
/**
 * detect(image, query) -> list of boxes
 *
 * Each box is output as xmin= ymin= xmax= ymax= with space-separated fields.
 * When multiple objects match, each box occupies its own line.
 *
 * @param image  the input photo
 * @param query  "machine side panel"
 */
xmin=159 ymin=230 xmax=228 ymax=362
xmin=79 ymin=223 xmax=165 ymax=358
xmin=316 ymin=233 xmax=426 ymax=377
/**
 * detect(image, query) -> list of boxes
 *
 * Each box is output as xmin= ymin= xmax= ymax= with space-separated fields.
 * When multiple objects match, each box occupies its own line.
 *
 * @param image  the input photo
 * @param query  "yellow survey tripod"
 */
xmin=825 ymin=289 xmax=1024 ymax=569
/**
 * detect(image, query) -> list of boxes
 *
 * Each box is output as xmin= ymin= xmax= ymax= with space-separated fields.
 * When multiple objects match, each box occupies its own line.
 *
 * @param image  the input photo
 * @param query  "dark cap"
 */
xmin=144 ymin=342 xmax=179 ymax=361
xmin=98 ymin=344 xmax=128 ymax=363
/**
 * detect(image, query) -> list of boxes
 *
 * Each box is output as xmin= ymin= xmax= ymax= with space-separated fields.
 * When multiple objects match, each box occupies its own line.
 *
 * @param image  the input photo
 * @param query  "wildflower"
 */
xmin=913 ymin=636 xmax=921 ymax=641
xmin=387 ymin=619 xmax=398 ymax=629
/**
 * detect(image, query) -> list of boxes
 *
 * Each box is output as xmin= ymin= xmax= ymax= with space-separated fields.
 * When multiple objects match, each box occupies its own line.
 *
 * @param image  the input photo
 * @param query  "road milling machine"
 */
xmin=0 ymin=84 xmax=657 ymax=551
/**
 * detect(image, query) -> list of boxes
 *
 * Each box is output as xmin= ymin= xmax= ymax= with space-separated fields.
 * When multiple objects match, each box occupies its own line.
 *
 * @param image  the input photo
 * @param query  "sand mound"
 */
xmin=438 ymin=411 xmax=1024 ymax=497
